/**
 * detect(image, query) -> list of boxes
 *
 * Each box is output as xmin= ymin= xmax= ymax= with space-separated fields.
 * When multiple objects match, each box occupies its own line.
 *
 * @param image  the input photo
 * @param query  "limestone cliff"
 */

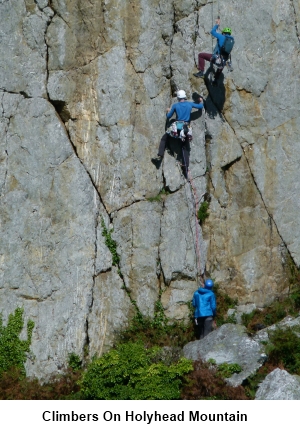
xmin=0 ymin=0 xmax=299 ymax=378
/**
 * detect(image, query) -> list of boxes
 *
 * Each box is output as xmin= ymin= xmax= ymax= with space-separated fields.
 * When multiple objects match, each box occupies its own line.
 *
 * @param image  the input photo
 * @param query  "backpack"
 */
xmin=220 ymin=35 xmax=234 ymax=59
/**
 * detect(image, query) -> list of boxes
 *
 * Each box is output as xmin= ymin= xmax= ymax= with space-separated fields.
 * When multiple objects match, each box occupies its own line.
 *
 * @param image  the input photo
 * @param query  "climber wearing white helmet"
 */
xmin=151 ymin=90 xmax=203 ymax=177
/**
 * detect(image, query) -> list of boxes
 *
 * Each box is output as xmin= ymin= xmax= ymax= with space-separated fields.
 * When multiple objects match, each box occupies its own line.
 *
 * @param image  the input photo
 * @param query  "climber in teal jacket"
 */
xmin=192 ymin=279 xmax=216 ymax=339
xmin=193 ymin=18 xmax=234 ymax=86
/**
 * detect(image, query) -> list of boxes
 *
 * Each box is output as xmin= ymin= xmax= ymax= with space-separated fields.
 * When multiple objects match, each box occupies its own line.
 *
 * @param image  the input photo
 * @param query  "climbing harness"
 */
xmin=167 ymin=121 xmax=192 ymax=141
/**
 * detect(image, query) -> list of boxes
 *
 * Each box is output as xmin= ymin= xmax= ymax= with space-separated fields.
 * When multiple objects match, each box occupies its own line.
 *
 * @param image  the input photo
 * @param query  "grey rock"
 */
xmin=235 ymin=304 xmax=257 ymax=324
xmin=183 ymin=324 xmax=264 ymax=386
xmin=88 ymin=267 xmax=134 ymax=358
xmin=159 ymin=186 xmax=203 ymax=284
xmin=36 ymin=0 xmax=48 ymax=9
xmin=1 ymin=0 xmax=300 ymax=383
xmin=0 ymin=0 xmax=47 ymax=97
xmin=161 ymin=279 xmax=198 ymax=322
xmin=0 ymin=96 xmax=100 ymax=378
xmin=112 ymin=201 xmax=162 ymax=317
xmin=255 ymin=369 xmax=300 ymax=400
xmin=254 ymin=315 xmax=300 ymax=343
xmin=46 ymin=16 xmax=77 ymax=71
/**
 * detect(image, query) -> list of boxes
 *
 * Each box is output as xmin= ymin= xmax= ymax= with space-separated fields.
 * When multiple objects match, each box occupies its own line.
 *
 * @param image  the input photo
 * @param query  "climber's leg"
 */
xmin=194 ymin=53 xmax=212 ymax=78
xmin=151 ymin=133 xmax=168 ymax=168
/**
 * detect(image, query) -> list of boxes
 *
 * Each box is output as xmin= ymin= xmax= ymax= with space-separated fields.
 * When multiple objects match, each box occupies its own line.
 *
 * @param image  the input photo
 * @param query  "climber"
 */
xmin=193 ymin=18 xmax=234 ymax=87
xmin=151 ymin=90 xmax=203 ymax=177
xmin=192 ymin=279 xmax=217 ymax=339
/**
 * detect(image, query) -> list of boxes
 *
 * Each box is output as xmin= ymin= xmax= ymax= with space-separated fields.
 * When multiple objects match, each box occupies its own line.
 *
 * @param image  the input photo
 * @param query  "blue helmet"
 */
xmin=205 ymin=279 xmax=214 ymax=289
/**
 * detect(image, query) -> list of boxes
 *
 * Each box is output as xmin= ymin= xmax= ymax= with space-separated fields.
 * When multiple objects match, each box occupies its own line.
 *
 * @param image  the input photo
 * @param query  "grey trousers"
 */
xmin=196 ymin=316 xmax=213 ymax=339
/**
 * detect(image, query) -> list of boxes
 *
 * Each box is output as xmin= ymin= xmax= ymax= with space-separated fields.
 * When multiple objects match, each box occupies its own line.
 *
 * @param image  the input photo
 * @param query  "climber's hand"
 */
xmin=166 ymin=108 xmax=171 ymax=113
xmin=216 ymin=18 xmax=220 ymax=26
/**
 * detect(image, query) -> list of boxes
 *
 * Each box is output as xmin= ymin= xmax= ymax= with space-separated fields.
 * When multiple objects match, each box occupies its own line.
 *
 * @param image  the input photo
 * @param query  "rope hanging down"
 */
xmin=168 ymin=85 xmax=205 ymax=285
xmin=211 ymin=0 xmax=221 ymax=51
xmin=178 ymin=150 xmax=205 ymax=286
xmin=188 ymin=171 xmax=205 ymax=285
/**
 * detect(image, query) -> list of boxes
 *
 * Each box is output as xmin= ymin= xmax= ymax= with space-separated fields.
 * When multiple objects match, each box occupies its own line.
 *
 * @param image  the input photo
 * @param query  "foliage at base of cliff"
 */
xmin=0 ymin=308 xmax=34 ymax=377
xmin=80 ymin=342 xmax=193 ymax=400
xmin=181 ymin=360 xmax=248 ymax=400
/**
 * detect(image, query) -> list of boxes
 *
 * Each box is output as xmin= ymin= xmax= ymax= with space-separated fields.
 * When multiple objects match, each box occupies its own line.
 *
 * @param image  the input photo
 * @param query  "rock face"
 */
xmin=183 ymin=324 xmax=264 ymax=386
xmin=254 ymin=315 xmax=300 ymax=343
xmin=0 ymin=0 xmax=299 ymax=378
xmin=255 ymin=369 xmax=300 ymax=400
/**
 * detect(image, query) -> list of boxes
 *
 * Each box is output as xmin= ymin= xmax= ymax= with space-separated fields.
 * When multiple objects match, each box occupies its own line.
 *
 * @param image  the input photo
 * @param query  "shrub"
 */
xmin=207 ymin=359 xmax=242 ymax=378
xmin=197 ymin=202 xmax=209 ymax=223
xmin=80 ymin=342 xmax=193 ymax=400
xmin=0 ymin=367 xmax=81 ymax=400
xmin=68 ymin=353 xmax=82 ymax=372
xmin=180 ymin=360 xmax=248 ymax=400
xmin=100 ymin=216 xmax=120 ymax=266
xmin=241 ymin=299 xmax=299 ymax=334
xmin=266 ymin=326 xmax=300 ymax=374
xmin=216 ymin=362 xmax=242 ymax=378
xmin=119 ymin=299 xmax=195 ymax=349
xmin=0 ymin=308 xmax=34 ymax=376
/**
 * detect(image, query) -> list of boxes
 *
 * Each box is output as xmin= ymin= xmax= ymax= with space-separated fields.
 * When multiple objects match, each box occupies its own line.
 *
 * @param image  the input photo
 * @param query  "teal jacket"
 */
xmin=192 ymin=287 xmax=216 ymax=318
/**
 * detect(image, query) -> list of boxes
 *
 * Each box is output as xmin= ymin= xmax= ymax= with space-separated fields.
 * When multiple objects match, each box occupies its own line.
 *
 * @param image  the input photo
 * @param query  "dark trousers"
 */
xmin=198 ymin=52 xmax=223 ymax=79
xmin=158 ymin=133 xmax=190 ymax=173
xmin=195 ymin=316 xmax=213 ymax=339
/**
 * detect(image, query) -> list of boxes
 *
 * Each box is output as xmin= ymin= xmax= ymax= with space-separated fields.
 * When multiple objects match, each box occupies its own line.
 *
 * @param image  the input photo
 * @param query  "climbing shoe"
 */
xmin=151 ymin=156 xmax=162 ymax=168
xmin=227 ymin=62 xmax=233 ymax=72
xmin=193 ymin=71 xmax=204 ymax=78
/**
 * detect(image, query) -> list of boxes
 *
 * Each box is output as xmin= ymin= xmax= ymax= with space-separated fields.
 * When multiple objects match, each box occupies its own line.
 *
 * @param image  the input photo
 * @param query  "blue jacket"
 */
xmin=166 ymin=100 xmax=203 ymax=122
xmin=211 ymin=24 xmax=226 ymax=55
xmin=192 ymin=287 xmax=216 ymax=318
xmin=211 ymin=24 xmax=233 ymax=56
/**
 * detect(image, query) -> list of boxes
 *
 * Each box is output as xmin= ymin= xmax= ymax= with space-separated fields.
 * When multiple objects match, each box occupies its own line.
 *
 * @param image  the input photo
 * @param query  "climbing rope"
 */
xmin=188 ymin=168 xmax=205 ymax=286
xmin=211 ymin=0 xmax=221 ymax=51
xmin=176 ymin=148 xmax=205 ymax=286
xmin=167 ymin=86 xmax=205 ymax=285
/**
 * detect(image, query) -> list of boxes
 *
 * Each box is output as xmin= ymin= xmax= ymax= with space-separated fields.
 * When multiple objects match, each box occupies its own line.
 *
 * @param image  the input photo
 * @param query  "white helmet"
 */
xmin=177 ymin=90 xmax=186 ymax=99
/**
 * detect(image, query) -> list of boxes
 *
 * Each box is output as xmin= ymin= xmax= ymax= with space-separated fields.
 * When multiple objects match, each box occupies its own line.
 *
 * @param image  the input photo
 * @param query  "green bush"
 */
xmin=119 ymin=297 xmax=195 ymax=348
xmin=100 ymin=216 xmax=120 ymax=266
xmin=0 ymin=308 xmax=34 ymax=376
xmin=197 ymin=202 xmax=209 ymax=223
xmin=207 ymin=359 xmax=242 ymax=378
xmin=80 ymin=342 xmax=193 ymax=400
xmin=266 ymin=326 xmax=300 ymax=374
xmin=68 ymin=353 xmax=82 ymax=372
xmin=216 ymin=362 xmax=242 ymax=378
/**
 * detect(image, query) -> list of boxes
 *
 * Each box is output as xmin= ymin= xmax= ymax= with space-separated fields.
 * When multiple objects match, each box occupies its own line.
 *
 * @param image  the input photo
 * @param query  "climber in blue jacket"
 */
xmin=151 ymin=90 xmax=203 ymax=177
xmin=193 ymin=18 xmax=234 ymax=86
xmin=192 ymin=279 xmax=216 ymax=339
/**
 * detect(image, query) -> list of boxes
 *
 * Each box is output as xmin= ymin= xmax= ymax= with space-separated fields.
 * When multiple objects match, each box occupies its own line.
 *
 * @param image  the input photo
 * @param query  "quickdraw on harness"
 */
xmin=166 ymin=121 xmax=192 ymax=142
